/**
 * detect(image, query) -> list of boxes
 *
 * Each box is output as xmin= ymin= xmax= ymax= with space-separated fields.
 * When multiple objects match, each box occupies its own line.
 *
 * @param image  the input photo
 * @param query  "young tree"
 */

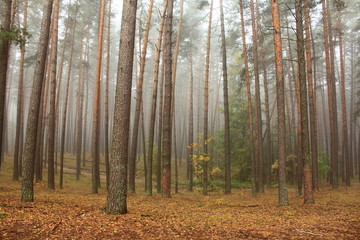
xmin=162 ymin=0 xmax=174 ymax=198
xmin=106 ymin=0 xmax=138 ymax=215
xmin=219 ymin=0 xmax=231 ymax=194
xmin=271 ymin=0 xmax=289 ymax=206
xmin=21 ymin=0 xmax=53 ymax=202
xmin=0 ymin=0 xmax=12 ymax=169
xmin=92 ymin=0 xmax=106 ymax=194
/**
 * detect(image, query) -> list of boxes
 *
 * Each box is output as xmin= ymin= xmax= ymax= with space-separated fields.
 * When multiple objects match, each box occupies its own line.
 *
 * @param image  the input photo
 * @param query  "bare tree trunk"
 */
xmin=47 ymin=0 xmax=60 ymax=190
xmin=13 ymin=0 xmax=28 ymax=180
xmin=219 ymin=0 xmax=231 ymax=194
xmin=295 ymin=0 xmax=314 ymax=204
xmin=21 ymin=0 xmax=53 ymax=202
xmin=146 ymin=1 xmax=166 ymax=196
xmin=106 ymin=0 xmax=138 ymax=215
xmin=304 ymin=0 xmax=318 ymax=190
xmin=161 ymin=0 xmax=173 ymax=198
xmin=188 ymin=35 xmax=194 ymax=192
xmin=128 ymin=0 xmax=154 ymax=193
xmin=82 ymin=29 xmax=90 ymax=168
xmin=0 ymin=0 xmax=12 ymax=169
xmin=336 ymin=3 xmax=350 ymax=186
xmin=271 ymin=0 xmax=289 ymax=206
xmin=250 ymin=0 xmax=264 ymax=193
xmin=92 ymin=0 xmax=106 ymax=194
xmin=104 ymin=0 xmax=112 ymax=190
xmin=239 ymin=0 xmax=256 ymax=196
xmin=76 ymin=35 xmax=85 ymax=181
xmin=59 ymin=7 xmax=77 ymax=188
xmin=157 ymin=57 xmax=165 ymax=194
xmin=322 ymin=0 xmax=339 ymax=189
xmin=202 ymin=0 xmax=213 ymax=196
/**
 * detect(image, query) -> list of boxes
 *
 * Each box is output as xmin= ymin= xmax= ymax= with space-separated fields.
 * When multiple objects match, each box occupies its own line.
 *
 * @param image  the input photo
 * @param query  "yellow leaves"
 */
xmin=214 ymin=198 xmax=223 ymax=205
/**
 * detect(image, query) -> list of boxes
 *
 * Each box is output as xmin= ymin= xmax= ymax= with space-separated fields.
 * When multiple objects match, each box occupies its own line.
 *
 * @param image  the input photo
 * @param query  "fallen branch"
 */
xmin=296 ymin=229 xmax=323 ymax=236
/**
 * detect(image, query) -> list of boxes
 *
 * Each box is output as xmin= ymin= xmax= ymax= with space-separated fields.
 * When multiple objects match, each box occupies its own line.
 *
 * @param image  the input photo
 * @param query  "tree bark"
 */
xmin=13 ymin=0 xmax=28 ymax=180
xmin=239 ymin=0 xmax=256 ymax=196
xmin=188 ymin=34 xmax=194 ymax=192
xmin=128 ymin=0 xmax=154 ymax=193
xmin=271 ymin=0 xmax=289 ymax=206
xmin=92 ymin=0 xmax=106 ymax=194
xmin=295 ymin=0 xmax=314 ymax=204
xmin=161 ymin=0 xmax=173 ymax=198
xmin=0 ymin=0 xmax=12 ymax=169
xmin=21 ymin=0 xmax=53 ymax=202
xmin=106 ymin=0 xmax=138 ymax=215
xmin=219 ymin=0 xmax=231 ymax=194
xmin=146 ymin=1 xmax=166 ymax=196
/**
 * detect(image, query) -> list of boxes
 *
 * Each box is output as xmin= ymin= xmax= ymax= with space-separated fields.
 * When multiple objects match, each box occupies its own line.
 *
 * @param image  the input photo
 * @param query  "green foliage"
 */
xmin=0 ymin=26 xmax=31 ymax=48
xmin=318 ymin=151 xmax=331 ymax=180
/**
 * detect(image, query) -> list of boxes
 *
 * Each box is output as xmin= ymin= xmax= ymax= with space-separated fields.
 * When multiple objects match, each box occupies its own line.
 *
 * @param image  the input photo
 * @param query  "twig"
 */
xmin=296 ymin=229 xmax=323 ymax=236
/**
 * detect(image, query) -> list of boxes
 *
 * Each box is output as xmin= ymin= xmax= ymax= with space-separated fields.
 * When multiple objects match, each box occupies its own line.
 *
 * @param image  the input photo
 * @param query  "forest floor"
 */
xmin=1 ymin=155 xmax=360 ymax=239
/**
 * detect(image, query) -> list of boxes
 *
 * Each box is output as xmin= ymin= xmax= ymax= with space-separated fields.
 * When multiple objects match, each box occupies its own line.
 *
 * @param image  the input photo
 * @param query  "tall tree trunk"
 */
xmin=295 ymin=0 xmax=314 ymax=204
xmin=188 ymin=34 xmax=194 ymax=192
xmin=92 ymin=0 xmax=106 ymax=194
xmin=250 ymin=0 xmax=264 ymax=193
xmin=161 ymin=0 xmax=173 ymax=198
xmin=128 ymin=0 xmax=154 ymax=193
xmin=170 ymin=0 xmax=184 ymax=195
xmin=21 ymin=0 xmax=53 ymax=202
xmin=59 ymin=6 xmax=77 ymax=188
xmin=104 ymin=0 xmax=112 ymax=190
xmin=157 ymin=56 xmax=165 ymax=194
xmin=260 ymin=37 xmax=272 ymax=188
xmin=47 ymin=0 xmax=60 ymax=190
xmin=239 ymin=0 xmax=256 ymax=196
xmin=219 ymin=0 xmax=231 ymax=194
xmin=13 ymin=0 xmax=28 ymax=180
xmin=82 ymin=29 xmax=90 ymax=168
xmin=336 ymin=3 xmax=350 ymax=186
xmin=76 ymin=35 xmax=85 ymax=181
xmin=202 ymin=0 xmax=213 ymax=196
xmin=146 ymin=1 xmax=167 ymax=196
xmin=271 ymin=0 xmax=289 ymax=206
xmin=322 ymin=0 xmax=339 ymax=189
xmin=105 ymin=0 xmax=138 ymax=215
xmin=0 ymin=0 xmax=12 ymax=168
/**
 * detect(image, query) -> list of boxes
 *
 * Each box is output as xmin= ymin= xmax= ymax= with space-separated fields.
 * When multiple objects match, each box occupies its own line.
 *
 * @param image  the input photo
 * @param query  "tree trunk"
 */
xmin=202 ymin=0 xmax=213 ymax=196
xmin=105 ymin=0 xmax=138 ymax=215
xmin=21 ymin=0 xmax=53 ymax=202
xmin=13 ymin=0 xmax=28 ymax=180
xmin=59 ymin=6 xmax=78 ymax=188
xmin=128 ymin=0 xmax=154 ymax=193
xmin=161 ymin=0 xmax=173 ymax=198
xmin=92 ymin=0 xmax=106 ymax=194
xmin=295 ymin=0 xmax=314 ymax=204
xmin=336 ymin=3 xmax=350 ymax=186
xmin=188 ymin=35 xmax=194 ymax=192
xmin=157 ymin=56 xmax=165 ymax=194
xmin=146 ymin=1 xmax=166 ymax=196
xmin=271 ymin=0 xmax=289 ymax=206
xmin=47 ymin=0 xmax=60 ymax=190
xmin=219 ymin=0 xmax=231 ymax=194
xmin=322 ymin=0 xmax=339 ymax=189
xmin=76 ymin=34 xmax=85 ymax=181
xmin=250 ymin=0 xmax=264 ymax=193
xmin=104 ymin=0 xmax=112 ymax=190
xmin=239 ymin=0 xmax=256 ymax=196
xmin=0 ymin=0 xmax=12 ymax=168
